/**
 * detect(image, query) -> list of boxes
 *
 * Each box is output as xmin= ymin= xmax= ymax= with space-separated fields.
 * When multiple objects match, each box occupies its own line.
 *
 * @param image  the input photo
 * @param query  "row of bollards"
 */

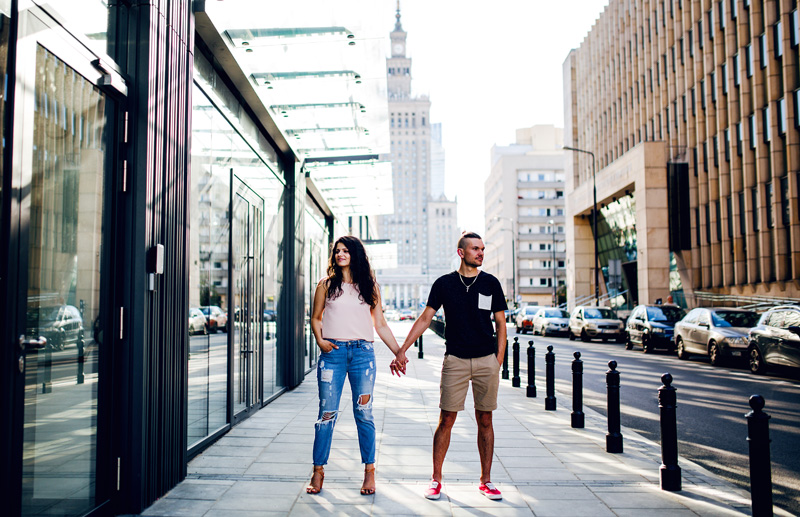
xmin=504 ymin=336 xmax=774 ymax=514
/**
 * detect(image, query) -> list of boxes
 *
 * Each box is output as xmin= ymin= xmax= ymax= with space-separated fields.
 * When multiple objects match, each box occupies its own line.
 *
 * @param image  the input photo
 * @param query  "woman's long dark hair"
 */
xmin=325 ymin=235 xmax=377 ymax=308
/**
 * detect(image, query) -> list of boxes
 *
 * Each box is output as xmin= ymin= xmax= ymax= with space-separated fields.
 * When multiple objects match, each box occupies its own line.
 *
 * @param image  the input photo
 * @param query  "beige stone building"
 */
xmin=484 ymin=126 xmax=566 ymax=307
xmin=564 ymin=0 xmax=800 ymax=309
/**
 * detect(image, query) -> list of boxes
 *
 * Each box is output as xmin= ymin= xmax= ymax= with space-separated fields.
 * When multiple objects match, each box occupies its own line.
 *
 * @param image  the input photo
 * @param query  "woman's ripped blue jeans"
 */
xmin=312 ymin=339 xmax=376 ymax=466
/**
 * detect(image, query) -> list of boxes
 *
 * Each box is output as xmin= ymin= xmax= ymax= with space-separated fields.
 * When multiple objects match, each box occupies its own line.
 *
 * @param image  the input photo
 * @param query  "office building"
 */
xmin=563 ymin=0 xmax=800 ymax=309
xmin=484 ymin=126 xmax=566 ymax=307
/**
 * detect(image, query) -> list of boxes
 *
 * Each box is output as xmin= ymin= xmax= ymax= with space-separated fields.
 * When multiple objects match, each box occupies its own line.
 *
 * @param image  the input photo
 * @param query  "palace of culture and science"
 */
xmin=377 ymin=6 xmax=459 ymax=310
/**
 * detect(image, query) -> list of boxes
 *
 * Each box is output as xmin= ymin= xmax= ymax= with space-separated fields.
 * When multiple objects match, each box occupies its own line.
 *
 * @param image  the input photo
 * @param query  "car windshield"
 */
xmin=646 ymin=306 xmax=685 ymax=322
xmin=544 ymin=309 xmax=569 ymax=318
xmin=525 ymin=307 xmax=538 ymax=315
xmin=199 ymin=307 xmax=211 ymax=315
xmin=711 ymin=311 xmax=759 ymax=328
xmin=27 ymin=307 xmax=61 ymax=325
xmin=584 ymin=308 xmax=615 ymax=319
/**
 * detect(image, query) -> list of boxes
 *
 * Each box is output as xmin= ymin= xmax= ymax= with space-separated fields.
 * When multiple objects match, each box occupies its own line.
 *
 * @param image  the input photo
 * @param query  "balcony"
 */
xmin=517 ymin=197 xmax=563 ymax=207
xmin=517 ymin=180 xmax=564 ymax=189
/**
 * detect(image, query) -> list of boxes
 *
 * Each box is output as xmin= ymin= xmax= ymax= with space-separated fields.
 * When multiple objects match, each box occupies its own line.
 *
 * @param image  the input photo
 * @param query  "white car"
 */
xmin=532 ymin=308 xmax=571 ymax=337
xmin=188 ymin=308 xmax=208 ymax=335
xmin=384 ymin=309 xmax=399 ymax=321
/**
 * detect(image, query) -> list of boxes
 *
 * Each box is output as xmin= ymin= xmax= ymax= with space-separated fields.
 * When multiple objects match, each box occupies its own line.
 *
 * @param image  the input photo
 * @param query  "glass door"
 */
xmin=10 ymin=7 xmax=123 ymax=516
xmin=230 ymin=175 xmax=264 ymax=422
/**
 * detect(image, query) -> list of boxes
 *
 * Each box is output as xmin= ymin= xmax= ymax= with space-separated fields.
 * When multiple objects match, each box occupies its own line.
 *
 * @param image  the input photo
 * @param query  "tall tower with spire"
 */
xmin=377 ymin=3 xmax=460 ymax=310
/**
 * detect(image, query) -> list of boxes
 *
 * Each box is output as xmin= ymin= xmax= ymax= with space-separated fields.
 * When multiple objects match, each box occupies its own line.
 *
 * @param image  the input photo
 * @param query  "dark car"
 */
xmin=625 ymin=304 xmax=685 ymax=353
xmin=26 ymin=304 xmax=85 ymax=351
xmin=674 ymin=308 xmax=759 ymax=365
xmin=747 ymin=305 xmax=800 ymax=374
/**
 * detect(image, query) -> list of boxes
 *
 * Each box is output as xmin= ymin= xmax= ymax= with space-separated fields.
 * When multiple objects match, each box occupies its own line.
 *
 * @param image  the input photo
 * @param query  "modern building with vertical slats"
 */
xmin=0 ymin=1 xmax=391 ymax=515
xmin=563 ymin=0 xmax=800 ymax=310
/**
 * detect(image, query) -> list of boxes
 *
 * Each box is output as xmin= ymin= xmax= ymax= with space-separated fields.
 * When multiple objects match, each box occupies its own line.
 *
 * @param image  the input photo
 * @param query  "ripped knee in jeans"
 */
xmin=357 ymin=394 xmax=371 ymax=411
xmin=316 ymin=410 xmax=338 ymax=426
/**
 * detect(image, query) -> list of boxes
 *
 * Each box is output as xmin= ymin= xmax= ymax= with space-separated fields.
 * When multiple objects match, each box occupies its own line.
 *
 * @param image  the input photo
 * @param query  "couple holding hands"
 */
xmin=307 ymin=233 xmax=507 ymax=500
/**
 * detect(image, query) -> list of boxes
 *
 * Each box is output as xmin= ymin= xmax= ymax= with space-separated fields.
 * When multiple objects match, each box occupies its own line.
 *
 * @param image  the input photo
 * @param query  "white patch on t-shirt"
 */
xmin=478 ymin=293 xmax=492 ymax=311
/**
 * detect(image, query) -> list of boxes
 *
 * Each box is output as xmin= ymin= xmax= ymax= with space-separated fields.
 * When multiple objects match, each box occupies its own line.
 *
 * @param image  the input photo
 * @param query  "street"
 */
xmin=504 ymin=326 xmax=800 ymax=515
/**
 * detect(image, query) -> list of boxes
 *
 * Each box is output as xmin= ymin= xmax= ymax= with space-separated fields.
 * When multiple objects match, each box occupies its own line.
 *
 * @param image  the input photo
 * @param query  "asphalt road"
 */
xmin=506 ymin=327 xmax=800 ymax=515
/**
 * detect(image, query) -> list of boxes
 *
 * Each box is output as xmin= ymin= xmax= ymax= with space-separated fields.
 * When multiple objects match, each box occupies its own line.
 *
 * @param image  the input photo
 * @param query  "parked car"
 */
xmin=515 ymin=306 xmax=539 ymax=334
xmin=625 ymin=304 xmax=685 ymax=353
xmin=26 ymin=304 xmax=84 ymax=350
xmin=263 ymin=309 xmax=277 ymax=322
xmin=747 ymin=305 xmax=800 ymax=374
xmin=384 ymin=309 xmax=399 ymax=321
xmin=532 ymin=308 xmax=571 ymax=337
xmin=674 ymin=308 xmax=759 ymax=365
xmin=568 ymin=306 xmax=625 ymax=342
xmin=399 ymin=309 xmax=414 ymax=321
xmin=199 ymin=305 xmax=228 ymax=333
xmin=188 ymin=308 xmax=208 ymax=335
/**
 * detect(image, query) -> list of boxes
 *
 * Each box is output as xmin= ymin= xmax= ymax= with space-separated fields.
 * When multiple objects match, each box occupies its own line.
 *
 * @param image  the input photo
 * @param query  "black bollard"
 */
xmin=418 ymin=335 xmax=424 ymax=359
xmin=526 ymin=341 xmax=536 ymax=398
xmin=571 ymin=352 xmax=584 ymax=428
xmin=76 ymin=334 xmax=85 ymax=385
xmin=658 ymin=373 xmax=681 ymax=491
xmin=605 ymin=360 xmax=623 ymax=453
xmin=746 ymin=395 xmax=773 ymax=517
xmin=512 ymin=337 xmax=521 ymax=387
xmin=502 ymin=338 xmax=509 ymax=380
xmin=545 ymin=345 xmax=556 ymax=410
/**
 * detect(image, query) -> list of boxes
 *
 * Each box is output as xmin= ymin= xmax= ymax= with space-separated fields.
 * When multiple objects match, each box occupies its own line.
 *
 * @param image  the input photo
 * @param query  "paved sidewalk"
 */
xmin=140 ymin=327 xmax=772 ymax=516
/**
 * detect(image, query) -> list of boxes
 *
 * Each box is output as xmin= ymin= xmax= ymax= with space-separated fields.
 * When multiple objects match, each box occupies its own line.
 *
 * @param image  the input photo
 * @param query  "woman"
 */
xmin=307 ymin=236 xmax=407 ymax=495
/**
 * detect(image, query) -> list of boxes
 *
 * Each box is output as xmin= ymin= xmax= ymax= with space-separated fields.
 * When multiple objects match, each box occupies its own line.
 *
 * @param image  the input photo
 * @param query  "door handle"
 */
xmin=19 ymin=335 xmax=47 ymax=350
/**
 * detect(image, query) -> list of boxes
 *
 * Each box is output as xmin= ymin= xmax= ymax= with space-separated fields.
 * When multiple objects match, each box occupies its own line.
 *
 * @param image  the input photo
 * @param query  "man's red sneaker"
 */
xmin=424 ymin=479 xmax=442 ymax=500
xmin=478 ymin=482 xmax=502 ymax=500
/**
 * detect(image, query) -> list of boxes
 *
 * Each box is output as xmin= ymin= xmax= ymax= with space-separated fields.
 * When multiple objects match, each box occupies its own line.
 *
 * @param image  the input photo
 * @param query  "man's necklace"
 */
xmin=458 ymin=273 xmax=478 ymax=292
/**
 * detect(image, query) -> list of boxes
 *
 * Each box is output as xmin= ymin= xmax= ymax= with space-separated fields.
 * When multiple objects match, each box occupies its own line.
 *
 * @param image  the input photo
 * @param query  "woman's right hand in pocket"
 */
xmin=318 ymin=339 xmax=339 ymax=353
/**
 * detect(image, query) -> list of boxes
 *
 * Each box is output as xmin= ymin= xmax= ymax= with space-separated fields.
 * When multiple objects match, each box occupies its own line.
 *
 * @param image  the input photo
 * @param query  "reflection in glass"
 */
xmin=304 ymin=205 xmax=328 ymax=370
xmin=22 ymin=45 xmax=107 ymax=516
xmin=34 ymin=0 xmax=109 ymax=55
xmin=596 ymin=195 xmax=638 ymax=309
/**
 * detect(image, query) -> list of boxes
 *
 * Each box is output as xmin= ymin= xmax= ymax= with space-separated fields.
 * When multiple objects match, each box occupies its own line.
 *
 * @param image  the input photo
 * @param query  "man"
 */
xmin=394 ymin=232 xmax=507 ymax=500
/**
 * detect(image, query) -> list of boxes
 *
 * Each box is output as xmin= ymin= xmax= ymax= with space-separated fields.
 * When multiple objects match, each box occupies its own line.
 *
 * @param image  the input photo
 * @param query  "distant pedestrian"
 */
xmin=392 ymin=232 xmax=508 ymax=501
xmin=307 ymin=236 xmax=406 ymax=495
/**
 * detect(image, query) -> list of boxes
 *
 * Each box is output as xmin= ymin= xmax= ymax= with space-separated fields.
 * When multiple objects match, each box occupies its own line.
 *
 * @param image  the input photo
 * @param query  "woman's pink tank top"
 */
xmin=322 ymin=283 xmax=374 ymax=341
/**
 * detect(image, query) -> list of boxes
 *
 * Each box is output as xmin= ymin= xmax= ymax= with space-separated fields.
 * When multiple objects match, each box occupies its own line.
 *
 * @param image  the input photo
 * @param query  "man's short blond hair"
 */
xmin=457 ymin=231 xmax=482 ymax=250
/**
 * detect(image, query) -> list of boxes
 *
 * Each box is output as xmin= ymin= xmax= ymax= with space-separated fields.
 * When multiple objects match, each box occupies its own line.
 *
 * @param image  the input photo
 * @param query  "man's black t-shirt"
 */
xmin=426 ymin=271 xmax=508 ymax=359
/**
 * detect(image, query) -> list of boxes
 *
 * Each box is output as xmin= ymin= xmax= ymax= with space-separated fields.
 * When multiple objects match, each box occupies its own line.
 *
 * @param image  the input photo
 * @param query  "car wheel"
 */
xmin=708 ymin=341 xmax=722 ymax=366
xmin=676 ymin=338 xmax=689 ymax=360
xmin=516 ymin=326 xmax=521 ymax=334
xmin=580 ymin=329 xmax=590 ymax=342
xmin=569 ymin=330 xmax=575 ymax=341
xmin=642 ymin=335 xmax=652 ymax=354
xmin=748 ymin=345 xmax=766 ymax=374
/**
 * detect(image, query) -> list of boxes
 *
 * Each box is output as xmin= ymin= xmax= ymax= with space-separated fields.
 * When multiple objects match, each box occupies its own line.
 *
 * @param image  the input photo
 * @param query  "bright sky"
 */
xmin=385 ymin=0 xmax=610 ymax=233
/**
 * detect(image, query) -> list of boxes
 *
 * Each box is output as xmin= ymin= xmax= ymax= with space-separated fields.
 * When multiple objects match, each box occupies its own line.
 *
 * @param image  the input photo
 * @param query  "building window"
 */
xmin=759 ymin=33 xmax=767 ymax=68
xmin=792 ymin=10 xmax=800 ymax=47
xmin=795 ymin=89 xmax=800 ymax=128
xmin=688 ymin=29 xmax=694 ymax=56
xmin=693 ymin=147 xmax=699 ymax=177
xmin=727 ymin=196 xmax=734 ymax=238
xmin=778 ymin=97 xmax=787 ymax=134
xmin=708 ymin=10 xmax=715 ymax=40
xmin=715 ymin=200 xmax=722 ymax=241
xmin=703 ymin=141 xmax=709 ymax=172
xmin=724 ymin=128 xmax=730 ymax=162
xmin=749 ymin=114 xmax=756 ymax=149
xmin=679 ymin=37 xmax=685 ymax=64
xmin=745 ymin=44 xmax=754 ymax=76
xmin=731 ymin=0 xmax=738 ymax=20
xmin=739 ymin=191 xmax=746 ymax=235
xmin=762 ymin=106 xmax=771 ymax=142
xmin=733 ymin=54 xmax=740 ymax=85
xmin=721 ymin=63 xmax=728 ymax=95
xmin=781 ymin=176 xmax=790 ymax=226
xmin=710 ymin=72 xmax=717 ymax=103
xmin=736 ymin=121 xmax=743 ymax=155
xmin=775 ymin=22 xmax=783 ymax=58
xmin=713 ymin=135 xmax=719 ymax=167
xmin=673 ymin=100 xmax=678 ymax=128
xmin=698 ymin=20 xmax=704 ymax=48
xmin=705 ymin=204 xmax=712 ymax=243
xmin=719 ymin=0 xmax=726 ymax=29
xmin=682 ymin=95 xmax=687 ymax=121
xmin=751 ymin=187 xmax=759 ymax=231
xmin=700 ymin=80 xmax=706 ymax=109
xmin=691 ymin=88 xmax=697 ymax=115
xmin=766 ymin=182 xmax=774 ymax=228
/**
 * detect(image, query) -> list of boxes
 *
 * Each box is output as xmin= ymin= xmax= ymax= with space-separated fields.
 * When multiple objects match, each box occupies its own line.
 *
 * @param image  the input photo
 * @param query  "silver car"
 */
xmin=532 ymin=308 xmax=570 ymax=337
xmin=674 ymin=308 xmax=759 ymax=365
xmin=568 ymin=306 xmax=625 ymax=342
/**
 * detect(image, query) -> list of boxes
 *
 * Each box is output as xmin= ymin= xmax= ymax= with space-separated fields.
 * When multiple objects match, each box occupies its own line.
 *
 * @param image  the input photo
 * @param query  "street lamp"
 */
xmin=563 ymin=145 xmax=599 ymax=307
xmin=549 ymin=219 xmax=556 ymax=306
xmin=492 ymin=216 xmax=517 ymax=308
